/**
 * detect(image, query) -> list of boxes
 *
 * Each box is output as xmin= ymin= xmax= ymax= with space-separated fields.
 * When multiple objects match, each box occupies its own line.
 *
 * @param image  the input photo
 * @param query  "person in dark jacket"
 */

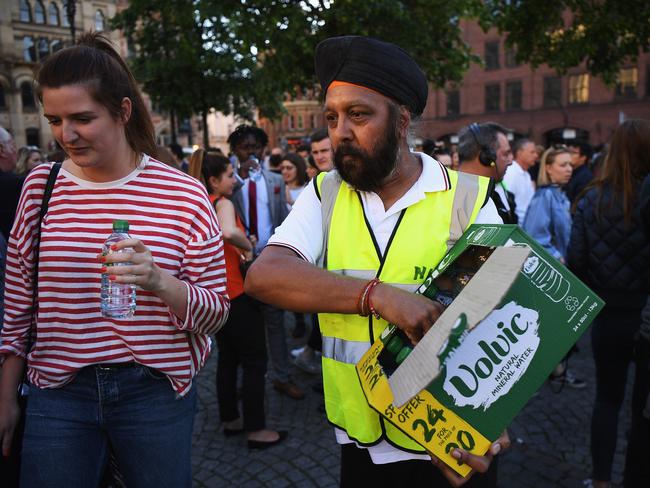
xmin=568 ymin=119 xmax=650 ymax=488
xmin=565 ymin=141 xmax=594 ymax=204
xmin=623 ymin=172 xmax=650 ymax=488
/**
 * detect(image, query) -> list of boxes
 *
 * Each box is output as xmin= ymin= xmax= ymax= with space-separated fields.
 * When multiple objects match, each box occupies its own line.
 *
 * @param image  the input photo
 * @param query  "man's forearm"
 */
xmin=244 ymin=246 xmax=366 ymax=314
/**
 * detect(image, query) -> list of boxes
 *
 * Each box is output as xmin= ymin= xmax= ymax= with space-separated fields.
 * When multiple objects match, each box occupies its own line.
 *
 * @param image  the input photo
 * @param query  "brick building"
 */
xmin=420 ymin=21 xmax=650 ymax=147
xmin=258 ymin=87 xmax=325 ymax=151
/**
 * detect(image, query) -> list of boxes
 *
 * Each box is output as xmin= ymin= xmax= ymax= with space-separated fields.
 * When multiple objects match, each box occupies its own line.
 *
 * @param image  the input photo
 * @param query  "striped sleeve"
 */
xmin=0 ymin=166 xmax=50 ymax=361
xmin=170 ymin=231 xmax=230 ymax=335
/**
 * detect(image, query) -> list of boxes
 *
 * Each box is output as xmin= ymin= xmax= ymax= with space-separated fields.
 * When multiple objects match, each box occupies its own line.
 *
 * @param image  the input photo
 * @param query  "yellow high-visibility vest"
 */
xmin=316 ymin=166 xmax=490 ymax=450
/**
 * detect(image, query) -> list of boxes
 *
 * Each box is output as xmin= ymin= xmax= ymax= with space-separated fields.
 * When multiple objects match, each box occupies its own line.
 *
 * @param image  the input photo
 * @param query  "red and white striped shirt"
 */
xmin=0 ymin=156 xmax=229 ymax=396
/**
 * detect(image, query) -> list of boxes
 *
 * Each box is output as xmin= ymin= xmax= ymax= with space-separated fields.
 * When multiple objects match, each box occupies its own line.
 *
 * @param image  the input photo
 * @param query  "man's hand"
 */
xmin=372 ymin=283 xmax=445 ymax=344
xmin=431 ymin=430 xmax=511 ymax=487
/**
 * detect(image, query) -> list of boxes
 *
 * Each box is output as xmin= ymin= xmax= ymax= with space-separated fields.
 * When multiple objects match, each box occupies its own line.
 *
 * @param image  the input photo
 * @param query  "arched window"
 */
xmin=20 ymin=0 xmax=32 ymax=22
xmin=34 ymin=1 xmax=45 ymax=24
xmin=95 ymin=10 xmax=105 ymax=31
xmin=23 ymin=36 xmax=36 ymax=62
xmin=21 ymin=82 xmax=36 ymax=109
xmin=62 ymin=4 xmax=70 ymax=26
xmin=48 ymin=2 xmax=59 ymax=25
xmin=51 ymin=39 xmax=63 ymax=53
xmin=38 ymin=37 xmax=50 ymax=60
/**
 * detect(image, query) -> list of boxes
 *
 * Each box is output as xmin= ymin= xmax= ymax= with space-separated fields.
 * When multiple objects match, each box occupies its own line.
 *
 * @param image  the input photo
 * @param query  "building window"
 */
xmin=485 ymin=84 xmax=501 ymax=112
xmin=26 ymin=128 xmax=40 ymax=147
xmin=615 ymin=67 xmax=638 ymax=98
xmin=505 ymin=47 xmax=519 ymax=68
xmin=21 ymin=82 xmax=36 ymax=109
xmin=23 ymin=36 xmax=36 ymax=62
xmin=34 ymin=0 xmax=45 ymax=24
xmin=95 ymin=10 xmax=105 ymax=31
xmin=37 ymin=37 xmax=50 ymax=61
xmin=20 ymin=0 xmax=32 ymax=22
xmin=48 ymin=2 xmax=59 ymax=25
xmin=569 ymin=74 xmax=589 ymax=104
xmin=543 ymin=76 xmax=561 ymax=107
xmin=484 ymin=41 xmax=500 ymax=70
xmin=310 ymin=114 xmax=317 ymax=129
xmin=505 ymin=81 xmax=522 ymax=110
xmin=298 ymin=114 xmax=303 ymax=129
xmin=446 ymin=90 xmax=460 ymax=116
xmin=51 ymin=39 xmax=63 ymax=52
xmin=62 ymin=4 xmax=70 ymax=27
xmin=647 ymin=65 xmax=650 ymax=97
xmin=288 ymin=115 xmax=294 ymax=131
xmin=0 ymin=85 xmax=6 ymax=109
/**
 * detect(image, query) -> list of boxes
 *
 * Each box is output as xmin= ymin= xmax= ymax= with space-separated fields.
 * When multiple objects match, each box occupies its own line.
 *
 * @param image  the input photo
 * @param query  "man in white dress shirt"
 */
xmin=502 ymin=139 xmax=538 ymax=223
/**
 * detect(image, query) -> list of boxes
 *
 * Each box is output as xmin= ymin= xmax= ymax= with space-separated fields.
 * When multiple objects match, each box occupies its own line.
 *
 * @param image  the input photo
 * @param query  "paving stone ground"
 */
xmin=191 ymin=314 xmax=634 ymax=488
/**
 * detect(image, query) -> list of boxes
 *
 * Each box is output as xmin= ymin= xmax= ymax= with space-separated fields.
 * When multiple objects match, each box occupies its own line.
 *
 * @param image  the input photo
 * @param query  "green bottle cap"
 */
xmin=112 ymin=219 xmax=129 ymax=232
xmin=396 ymin=346 xmax=412 ymax=365
xmin=385 ymin=335 xmax=404 ymax=355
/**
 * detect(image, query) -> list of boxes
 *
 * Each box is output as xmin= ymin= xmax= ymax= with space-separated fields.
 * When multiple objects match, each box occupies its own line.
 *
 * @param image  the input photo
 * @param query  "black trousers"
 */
xmin=216 ymin=293 xmax=268 ymax=431
xmin=623 ymin=335 xmax=650 ymax=487
xmin=590 ymin=306 xmax=640 ymax=481
xmin=340 ymin=444 xmax=498 ymax=488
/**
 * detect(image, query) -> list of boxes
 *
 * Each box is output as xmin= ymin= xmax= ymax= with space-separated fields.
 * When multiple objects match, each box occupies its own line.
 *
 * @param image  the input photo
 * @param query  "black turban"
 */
xmin=314 ymin=36 xmax=428 ymax=116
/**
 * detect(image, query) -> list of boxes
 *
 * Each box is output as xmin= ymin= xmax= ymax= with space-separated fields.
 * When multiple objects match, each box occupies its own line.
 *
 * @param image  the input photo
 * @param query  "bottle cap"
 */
xmin=112 ymin=219 xmax=129 ymax=232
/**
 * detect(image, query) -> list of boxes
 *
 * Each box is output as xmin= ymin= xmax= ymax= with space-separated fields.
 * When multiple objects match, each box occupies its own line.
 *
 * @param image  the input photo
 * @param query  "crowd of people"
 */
xmin=0 ymin=32 xmax=648 ymax=488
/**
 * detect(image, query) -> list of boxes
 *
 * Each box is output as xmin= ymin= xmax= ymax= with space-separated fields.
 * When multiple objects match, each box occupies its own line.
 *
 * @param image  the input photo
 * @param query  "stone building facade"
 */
xmin=0 ymin=0 xmax=172 ymax=152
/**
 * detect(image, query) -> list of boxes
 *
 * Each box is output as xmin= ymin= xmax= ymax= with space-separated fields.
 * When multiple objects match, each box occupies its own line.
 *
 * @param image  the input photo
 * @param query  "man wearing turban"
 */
xmin=246 ymin=36 xmax=508 ymax=486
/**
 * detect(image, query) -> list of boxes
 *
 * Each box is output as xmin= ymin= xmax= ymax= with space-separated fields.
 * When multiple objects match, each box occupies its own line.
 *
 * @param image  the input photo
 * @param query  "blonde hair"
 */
xmin=537 ymin=146 xmax=571 ymax=186
xmin=15 ymin=146 xmax=42 ymax=176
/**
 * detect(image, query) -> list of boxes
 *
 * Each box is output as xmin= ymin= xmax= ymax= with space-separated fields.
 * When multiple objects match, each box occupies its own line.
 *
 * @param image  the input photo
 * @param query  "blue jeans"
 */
xmin=21 ymin=365 xmax=197 ymax=488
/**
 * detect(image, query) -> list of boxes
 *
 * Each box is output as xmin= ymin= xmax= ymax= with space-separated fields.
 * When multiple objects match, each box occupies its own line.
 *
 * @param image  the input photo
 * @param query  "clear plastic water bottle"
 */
xmin=101 ymin=219 xmax=136 ymax=318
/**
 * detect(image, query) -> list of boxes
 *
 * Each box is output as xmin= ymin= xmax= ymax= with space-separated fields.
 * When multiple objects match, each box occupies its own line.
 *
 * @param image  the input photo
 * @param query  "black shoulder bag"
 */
xmin=0 ymin=162 xmax=61 ymax=487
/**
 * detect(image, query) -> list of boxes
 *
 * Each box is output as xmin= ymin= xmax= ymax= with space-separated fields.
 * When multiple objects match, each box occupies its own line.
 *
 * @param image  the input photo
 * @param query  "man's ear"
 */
xmin=120 ymin=97 xmax=133 ymax=125
xmin=398 ymin=106 xmax=411 ymax=138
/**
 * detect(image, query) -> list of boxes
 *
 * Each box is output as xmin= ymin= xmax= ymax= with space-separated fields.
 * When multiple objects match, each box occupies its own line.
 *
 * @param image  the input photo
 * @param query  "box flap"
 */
xmin=388 ymin=246 xmax=531 ymax=407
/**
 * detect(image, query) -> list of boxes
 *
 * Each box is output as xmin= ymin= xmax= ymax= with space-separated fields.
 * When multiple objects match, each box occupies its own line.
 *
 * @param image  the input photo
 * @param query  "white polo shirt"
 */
xmin=268 ymin=152 xmax=501 ymax=464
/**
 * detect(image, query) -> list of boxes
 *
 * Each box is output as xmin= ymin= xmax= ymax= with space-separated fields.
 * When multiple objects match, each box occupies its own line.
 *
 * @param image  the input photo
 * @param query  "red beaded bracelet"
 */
xmin=358 ymin=278 xmax=382 ymax=318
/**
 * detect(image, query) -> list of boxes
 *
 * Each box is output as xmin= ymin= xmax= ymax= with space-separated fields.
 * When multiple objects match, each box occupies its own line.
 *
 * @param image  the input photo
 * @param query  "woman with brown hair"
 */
xmin=188 ymin=149 xmax=287 ymax=450
xmin=0 ymin=33 xmax=229 ymax=487
xmin=568 ymin=119 xmax=650 ymax=488
xmin=280 ymin=152 xmax=309 ymax=208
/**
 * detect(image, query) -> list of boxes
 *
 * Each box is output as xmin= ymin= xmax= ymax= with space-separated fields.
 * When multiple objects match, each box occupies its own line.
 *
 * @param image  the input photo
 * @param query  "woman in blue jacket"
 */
xmin=523 ymin=146 xmax=573 ymax=262
xmin=569 ymin=119 xmax=650 ymax=488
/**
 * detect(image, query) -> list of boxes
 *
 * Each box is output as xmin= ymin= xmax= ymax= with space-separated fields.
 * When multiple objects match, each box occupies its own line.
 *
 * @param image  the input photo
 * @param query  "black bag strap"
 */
xmin=26 ymin=162 xmax=62 ymax=354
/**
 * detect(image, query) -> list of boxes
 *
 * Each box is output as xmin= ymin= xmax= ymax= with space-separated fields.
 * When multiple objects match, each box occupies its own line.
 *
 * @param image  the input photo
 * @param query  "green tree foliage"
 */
xmin=481 ymin=0 xmax=650 ymax=85
xmin=111 ymin=0 xmax=258 ymax=146
xmin=113 ymin=0 xmax=650 ymax=133
xmin=112 ymin=0 xmax=480 ymax=122
xmin=229 ymin=0 xmax=481 ymax=116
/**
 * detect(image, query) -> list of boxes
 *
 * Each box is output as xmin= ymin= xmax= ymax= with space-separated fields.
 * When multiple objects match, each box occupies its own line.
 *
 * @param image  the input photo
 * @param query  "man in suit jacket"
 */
xmin=229 ymin=125 xmax=304 ymax=400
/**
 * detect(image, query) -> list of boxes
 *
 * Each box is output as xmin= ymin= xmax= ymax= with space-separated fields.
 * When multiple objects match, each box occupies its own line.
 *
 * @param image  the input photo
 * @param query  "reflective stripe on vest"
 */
xmin=321 ymin=336 xmax=369 ymax=365
xmin=315 ymin=166 xmax=489 ymax=449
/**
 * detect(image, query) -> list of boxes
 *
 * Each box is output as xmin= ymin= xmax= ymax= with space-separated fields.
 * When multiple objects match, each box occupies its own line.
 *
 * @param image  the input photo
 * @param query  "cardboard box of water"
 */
xmin=356 ymin=224 xmax=604 ymax=476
